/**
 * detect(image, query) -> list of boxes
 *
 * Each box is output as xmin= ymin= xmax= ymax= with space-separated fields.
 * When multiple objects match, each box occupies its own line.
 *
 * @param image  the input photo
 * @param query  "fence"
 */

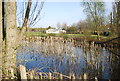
xmin=19 ymin=65 xmax=99 ymax=81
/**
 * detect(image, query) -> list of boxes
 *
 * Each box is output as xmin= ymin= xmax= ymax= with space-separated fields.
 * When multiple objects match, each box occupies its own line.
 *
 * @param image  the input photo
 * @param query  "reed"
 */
xmin=16 ymin=35 xmax=118 ymax=80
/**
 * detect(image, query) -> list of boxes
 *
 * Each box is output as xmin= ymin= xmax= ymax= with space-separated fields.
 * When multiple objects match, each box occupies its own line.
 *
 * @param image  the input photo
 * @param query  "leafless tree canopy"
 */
xmin=17 ymin=0 xmax=45 ymax=28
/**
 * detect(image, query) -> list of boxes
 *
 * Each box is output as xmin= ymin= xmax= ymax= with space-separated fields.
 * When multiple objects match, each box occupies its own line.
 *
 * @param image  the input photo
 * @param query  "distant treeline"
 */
xmin=18 ymin=25 xmax=110 ymax=36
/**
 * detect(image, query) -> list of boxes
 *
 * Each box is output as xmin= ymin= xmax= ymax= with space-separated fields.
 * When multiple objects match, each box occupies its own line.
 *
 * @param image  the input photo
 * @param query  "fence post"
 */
xmin=39 ymin=72 xmax=42 ymax=80
xmin=10 ymin=68 xmax=14 ymax=79
xmin=71 ymin=74 xmax=75 ymax=81
xmin=59 ymin=74 xmax=63 ymax=79
xmin=19 ymin=65 xmax=27 ymax=81
xmin=83 ymin=73 xmax=88 ymax=81
xmin=79 ymin=75 xmax=82 ymax=79
xmin=48 ymin=72 xmax=52 ymax=79
xmin=95 ymin=77 xmax=98 ymax=81
xmin=29 ymin=72 xmax=34 ymax=80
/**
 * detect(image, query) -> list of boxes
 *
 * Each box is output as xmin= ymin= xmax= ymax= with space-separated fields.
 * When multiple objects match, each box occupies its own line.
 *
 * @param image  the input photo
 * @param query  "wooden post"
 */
xmin=71 ymin=74 xmax=75 ymax=81
xmin=29 ymin=72 xmax=33 ymax=80
xmin=10 ymin=68 xmax=15 ymax=79
xmin=19 ymin=65 xmax=27 ymax=81
xmin=95 ymin=77 xmax=98 ymax=81
xmin=59 ymin=74 xmax=63 ymax=79
xmin=83 ymin=73 xmax=88 ymax=79
xmin=39 ymin=72 xmax=42 ymax=80
xmin=79 ymin=75 xmax=82 ymax=79
xmin=48 ymin=72 xmax=52 ymax=79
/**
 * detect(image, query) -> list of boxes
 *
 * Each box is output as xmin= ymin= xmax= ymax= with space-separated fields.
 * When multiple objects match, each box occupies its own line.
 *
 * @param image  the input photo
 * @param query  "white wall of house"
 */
xmin=46 ymin=29 xmax=66 ymax=34
xmin=59 ymin=30 xmax=66 ymax=33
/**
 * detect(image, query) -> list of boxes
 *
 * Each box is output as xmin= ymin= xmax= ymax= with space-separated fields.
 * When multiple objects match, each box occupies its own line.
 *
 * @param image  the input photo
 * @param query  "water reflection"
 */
xmin=17 ymin=38 xmax=120 ymax=79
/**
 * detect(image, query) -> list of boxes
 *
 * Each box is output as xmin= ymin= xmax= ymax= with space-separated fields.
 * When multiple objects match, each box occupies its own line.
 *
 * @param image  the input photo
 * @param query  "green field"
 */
xmin=25 ymin=32 xmax=108 ymax=39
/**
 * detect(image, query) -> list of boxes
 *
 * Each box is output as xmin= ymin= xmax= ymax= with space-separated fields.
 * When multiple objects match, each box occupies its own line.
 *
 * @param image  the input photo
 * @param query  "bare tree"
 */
xmin=117 ymin=1 xmax=120 ymax=37
xmin=0 ymin=0 xmax=45 ymax=79
xmin=76 ymin=21 xmax=88 ymax=29
xmin=116 ymin=1 xmax=120 ymax=47
xmin=109 ymin=1 xmax=120 ymax=36
xmin=17 ymin=0 xmax=45 ymax=28
xmin=17 ymin=0 xmax=45 ymax=43
xmin=22 ymin=0 xmax=32 ymax=27
xmin=57 ymin=22 xmax=61 ymax=29
xmin=61 ymin=22 xmax=68 ymax=30
xmin=82 ymin=1 xmax=105 ymax=40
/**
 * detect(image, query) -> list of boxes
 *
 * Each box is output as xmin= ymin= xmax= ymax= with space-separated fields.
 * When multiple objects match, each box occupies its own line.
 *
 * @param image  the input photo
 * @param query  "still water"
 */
xmin=17 ymin=39 xmax=120 ymax=80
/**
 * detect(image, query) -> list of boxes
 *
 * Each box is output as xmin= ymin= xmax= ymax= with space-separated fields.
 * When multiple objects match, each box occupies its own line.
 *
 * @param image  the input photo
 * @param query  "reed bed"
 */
xmin=16 ymin=36 xmax=120 ymax=80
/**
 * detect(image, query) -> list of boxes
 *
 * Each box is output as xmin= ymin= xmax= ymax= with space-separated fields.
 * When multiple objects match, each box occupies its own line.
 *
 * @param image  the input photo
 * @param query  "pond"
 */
xmin=16 ymin=37 xmax=120 ymax=80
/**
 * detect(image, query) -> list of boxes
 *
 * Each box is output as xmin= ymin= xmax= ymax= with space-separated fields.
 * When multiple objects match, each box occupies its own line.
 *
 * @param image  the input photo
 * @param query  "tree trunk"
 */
xmin=117 ymin=1 xmax=120 ymax=37
xmin=1 ymin=0 xmax=44 ymax=79
xmin=21 ymin=0 xmax=32 ymax=34
xmin=117 ymin=1 xmax=120 ymax=51
xmin=22 ymin=0 xmax=32 ymax=27
xmin=0 ymin=0 xmax=2 ymax=80
xmin=2 ymin=1 xmax=17 ymax=79
xmin=19 ymin=0 xmax=32 ymax=42
xmin=97 ymin=30 xmax=100 ymax=41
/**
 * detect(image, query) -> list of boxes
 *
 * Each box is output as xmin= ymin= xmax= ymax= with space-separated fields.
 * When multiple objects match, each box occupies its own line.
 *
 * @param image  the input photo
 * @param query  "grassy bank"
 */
xmin=24 ymin=32 xmax=117 ymax=41
xmin=25 ymin=32 xmax=104 ymax=37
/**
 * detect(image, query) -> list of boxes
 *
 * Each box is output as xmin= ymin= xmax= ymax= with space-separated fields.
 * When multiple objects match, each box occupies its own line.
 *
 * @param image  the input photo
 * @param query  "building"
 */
xmin=46 ymin=29 xmax=66 ymax=34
